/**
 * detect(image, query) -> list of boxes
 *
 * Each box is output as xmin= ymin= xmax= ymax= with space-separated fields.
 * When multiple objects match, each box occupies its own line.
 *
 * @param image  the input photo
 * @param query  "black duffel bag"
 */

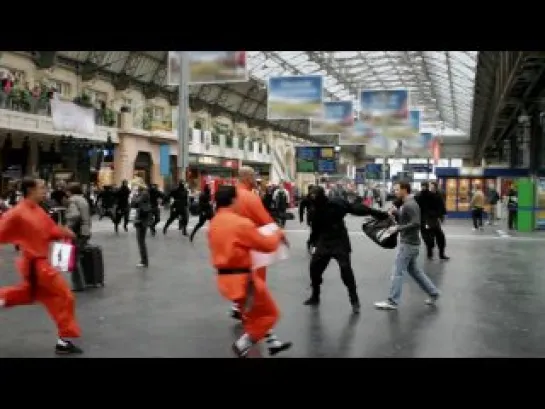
xmin=361 ymin=216 xmax=398 ymax=249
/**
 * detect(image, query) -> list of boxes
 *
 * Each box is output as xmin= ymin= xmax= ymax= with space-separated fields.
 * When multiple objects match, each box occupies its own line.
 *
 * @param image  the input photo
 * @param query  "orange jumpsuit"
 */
xmin=235 ymin=183 xmax=275 ymax=282
xmin=208 ymin=207 xmax=282 ymax=342
xmin=0 ymin=199 xmax=81 ymax=338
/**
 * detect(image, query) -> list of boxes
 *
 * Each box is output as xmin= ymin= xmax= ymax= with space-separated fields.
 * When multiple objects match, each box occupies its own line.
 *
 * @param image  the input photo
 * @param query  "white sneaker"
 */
xmin=374 ymin=300 xmax=398 ymax=310
xmin=472 ymin=228 xmax=477 ymax=231
xmin=136 ymin=263 xmax=146 ymax=267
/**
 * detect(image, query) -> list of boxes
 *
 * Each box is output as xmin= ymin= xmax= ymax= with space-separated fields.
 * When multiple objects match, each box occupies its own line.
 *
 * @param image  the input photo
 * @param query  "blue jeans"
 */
xmin=388 ymin=243 xmax=439 ymax=305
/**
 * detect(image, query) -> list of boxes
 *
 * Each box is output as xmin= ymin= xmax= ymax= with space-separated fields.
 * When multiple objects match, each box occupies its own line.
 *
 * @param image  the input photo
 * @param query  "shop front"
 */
xmin=435 ymin=167 xmax=529 ymax=219
xmin=187 ymin=154 xmax=239 ymax=191
xmin=1 ymin=132 xmax=30 ymax=191
xmin=115 ymin=132 xmax=178 ymax=190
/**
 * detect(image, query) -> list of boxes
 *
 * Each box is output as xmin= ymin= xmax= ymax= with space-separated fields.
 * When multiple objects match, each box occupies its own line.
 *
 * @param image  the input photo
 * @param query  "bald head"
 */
xmin=238 ymin=166 xmax=256 ymax=188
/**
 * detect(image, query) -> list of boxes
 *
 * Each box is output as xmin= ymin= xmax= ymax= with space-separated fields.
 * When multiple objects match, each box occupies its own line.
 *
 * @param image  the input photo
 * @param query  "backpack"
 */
xmin=276 ymin=190 xmax=287 ymax=212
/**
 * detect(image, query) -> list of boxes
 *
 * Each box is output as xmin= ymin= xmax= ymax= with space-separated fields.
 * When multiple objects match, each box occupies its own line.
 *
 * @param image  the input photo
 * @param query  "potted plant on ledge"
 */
xmin=73 ymin=93 xmax=93 ymax=108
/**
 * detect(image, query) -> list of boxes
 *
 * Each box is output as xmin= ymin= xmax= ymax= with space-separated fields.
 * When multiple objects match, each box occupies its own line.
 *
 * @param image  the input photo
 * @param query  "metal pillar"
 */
xmin=177 ymin=52 xmax=190 ymax=182
xmin=530 ymin=112 xmax=544 ymax=175
xmin=382 ymin=156 xmax=388 ymax=185
xmin=509 ymin=132 xmax=518 ymax=168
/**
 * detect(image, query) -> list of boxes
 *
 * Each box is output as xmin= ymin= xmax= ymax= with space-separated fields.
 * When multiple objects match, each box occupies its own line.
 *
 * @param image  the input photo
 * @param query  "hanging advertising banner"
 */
xmin=338 ymin=120 xmax=371 ymax=145
xmin=310 ymin=101 xmax=354 ymax=135
xmin=167 ymin=52 xmax=181 ymax=86
xmin=50 ymin=99 xmax=95 ymax=136
xmin=365 ymin=133 xmax=397 ymax=157
xmin=403 ymin=132 xmax=433 ymax=157
xmin=267 ymin=75 xmax=324 ymax=120
xmin=403 ymin=109 xmax=421 ymax=140
xmin=359 ymin=89 xmax=409 ymax=139
xmin=167 ymin=51 xmax=247 ymax=85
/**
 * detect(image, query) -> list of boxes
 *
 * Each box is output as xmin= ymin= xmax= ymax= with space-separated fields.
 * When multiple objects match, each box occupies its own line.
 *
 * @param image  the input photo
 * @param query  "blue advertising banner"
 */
xmin=159 ymin=144 xmax=170 ymax=176
xmin=358 ymin=89 xmax=409 ymax=139
xmin=267 ymin=75 xmax=324 ymax=120
xmin=403 ymin=132 xmax=433 ymax=157
xmin=406 ymin=109 xmax=421 ymax=139
xmin=310 ymin=101 xmax=354 ymax=135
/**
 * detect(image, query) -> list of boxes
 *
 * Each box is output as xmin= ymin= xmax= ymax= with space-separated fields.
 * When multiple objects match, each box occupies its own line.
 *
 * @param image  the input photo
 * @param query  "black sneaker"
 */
xmin=351 ymin=301 xmax=361 ymax=314
xmin=439 ymin=255 xmax=450 ymax=260
xmin=268 ymin=341 xmax=293 ymax=356
xmin=303 ymin=296 xmax=320 ymax=306
xmin=55 ymin=341 xmax=83 ymax=355
xmin=230 ymin=309 xmax=242 ymax=321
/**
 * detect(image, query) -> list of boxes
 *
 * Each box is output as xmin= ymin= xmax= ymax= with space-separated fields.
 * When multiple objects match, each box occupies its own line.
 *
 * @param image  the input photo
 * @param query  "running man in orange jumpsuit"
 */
xmin=208 ymin=185 xmax=289 ymax=357
xmin=0 ymin=177 xmax=83 ymax=355
xmin=232 ymin=166 xmax=291 ymax=354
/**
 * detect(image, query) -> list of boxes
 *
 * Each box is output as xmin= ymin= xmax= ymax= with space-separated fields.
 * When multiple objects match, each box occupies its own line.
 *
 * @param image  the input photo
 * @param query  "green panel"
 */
xmin=517 ymin=178 xmax=535 ymax=232
xmin=296 ymin=159 xmax=316 ymax=173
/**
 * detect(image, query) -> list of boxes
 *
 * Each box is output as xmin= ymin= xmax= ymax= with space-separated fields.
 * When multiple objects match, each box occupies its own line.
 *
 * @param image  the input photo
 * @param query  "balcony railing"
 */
xmin=0 ymin=91 xmax=118 ymax=127
xmin=0 ymin=107 xmax=119 ymax=143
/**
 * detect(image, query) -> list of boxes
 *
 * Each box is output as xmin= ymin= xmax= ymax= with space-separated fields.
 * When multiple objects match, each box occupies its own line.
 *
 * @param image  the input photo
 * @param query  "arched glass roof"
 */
xmin=247 ymin=51 xmax=478 ymax=136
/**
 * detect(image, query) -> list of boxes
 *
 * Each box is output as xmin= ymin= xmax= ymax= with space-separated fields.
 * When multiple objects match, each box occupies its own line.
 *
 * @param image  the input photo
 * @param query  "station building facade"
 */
xmin=0 ymin=51 xmax=347 ymax=191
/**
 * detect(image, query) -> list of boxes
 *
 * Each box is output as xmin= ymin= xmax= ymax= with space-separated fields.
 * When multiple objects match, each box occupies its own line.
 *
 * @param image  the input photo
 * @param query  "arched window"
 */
xmin=194 ymin=120 xmax=203 ymax=130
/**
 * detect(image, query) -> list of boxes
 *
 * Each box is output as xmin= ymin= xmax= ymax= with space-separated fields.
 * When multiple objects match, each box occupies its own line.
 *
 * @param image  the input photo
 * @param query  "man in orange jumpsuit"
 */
xmin=232 ymin=166 xmax=291 ymax=354
xmin=0 ymin=177 xmax=83 ymax=355
xmin=209 ymin=185 xmax=289 ymax=357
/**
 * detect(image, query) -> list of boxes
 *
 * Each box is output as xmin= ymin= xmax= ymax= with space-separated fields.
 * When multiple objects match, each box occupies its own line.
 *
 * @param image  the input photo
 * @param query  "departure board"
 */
xmin=296 ymin=146 xmax=338 ymax=174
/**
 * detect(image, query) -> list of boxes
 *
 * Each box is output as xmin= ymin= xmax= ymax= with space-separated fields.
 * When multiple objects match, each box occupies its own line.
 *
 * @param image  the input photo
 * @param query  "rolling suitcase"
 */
xmin=81 ymin=244 xmax=105 ymax=287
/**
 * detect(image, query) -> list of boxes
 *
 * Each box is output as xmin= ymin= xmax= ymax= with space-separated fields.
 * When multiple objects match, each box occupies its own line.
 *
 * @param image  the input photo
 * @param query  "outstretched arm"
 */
xmin=348 ymin=202 xmax=389 ymax=220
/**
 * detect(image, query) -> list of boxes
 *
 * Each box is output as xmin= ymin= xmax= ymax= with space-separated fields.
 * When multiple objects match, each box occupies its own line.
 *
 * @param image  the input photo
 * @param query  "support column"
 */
xmin=529 ymin=112 xmax=543 ymax=175
xmin=509 ymin=132 xmax=518 ymax=168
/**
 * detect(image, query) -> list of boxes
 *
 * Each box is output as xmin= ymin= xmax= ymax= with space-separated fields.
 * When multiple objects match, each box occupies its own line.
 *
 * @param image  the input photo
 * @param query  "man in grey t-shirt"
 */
xmin=374 ymin=181 xmax=440 ymax=310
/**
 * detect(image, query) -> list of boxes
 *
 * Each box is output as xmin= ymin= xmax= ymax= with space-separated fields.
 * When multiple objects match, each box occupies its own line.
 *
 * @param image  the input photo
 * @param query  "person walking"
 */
xmin=374 ymin=181 xmax=440 ymax=311
xmin=132 ymin=182 xmax=151 ymax=268
xmin=470 ymin=187 xmax=485 ymax=231
xmin=65 ymin=182 xmax=91 ymax=292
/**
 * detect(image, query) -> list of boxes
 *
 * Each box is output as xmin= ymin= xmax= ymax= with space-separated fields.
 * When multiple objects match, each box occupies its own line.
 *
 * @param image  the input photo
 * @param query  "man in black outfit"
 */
xmin=148 ymin=184 xmax=165 ymax=236
xmin=114 ymin=180 xmax=131 ymax=233
xmin=163 ymin=181 xmax=189 ymax=235
xmin=298 ymin=185 xmax=316 ymax=252
xmin=97 ymin=185 xmax=116 ymax=223
xmin=132 ymin=182 xmax=151 ymax=267
xmin=50 ymin=181 xmax=67 ymax=207
xmin=303 ymin=186 xmax=388 ymax=313
xmin=189 ymin=184 xmax=213 ymax=242
xmin=415 ymin=181 xmax=449 ymax=260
